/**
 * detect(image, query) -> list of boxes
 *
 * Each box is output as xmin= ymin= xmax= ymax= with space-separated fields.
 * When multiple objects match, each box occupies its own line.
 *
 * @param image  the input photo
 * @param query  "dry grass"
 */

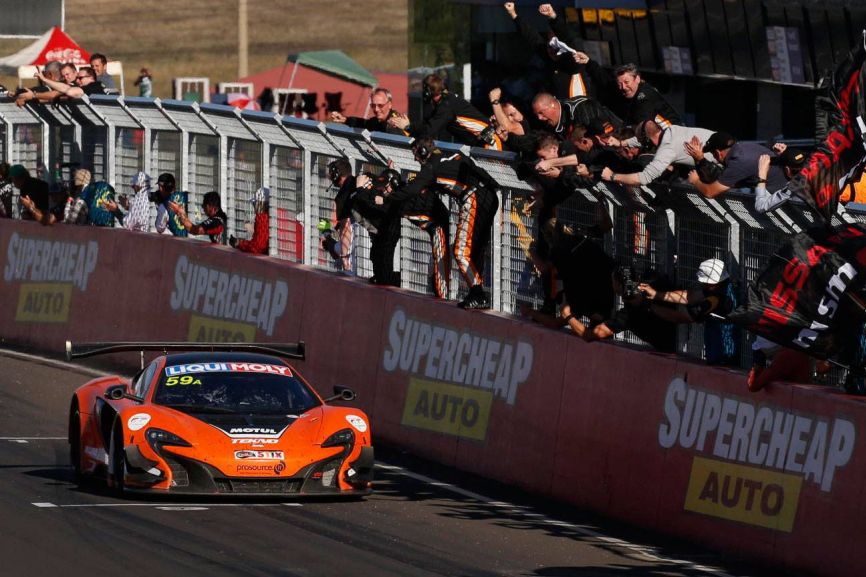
xmin=1 ymin=0 xmax=407 ymax=97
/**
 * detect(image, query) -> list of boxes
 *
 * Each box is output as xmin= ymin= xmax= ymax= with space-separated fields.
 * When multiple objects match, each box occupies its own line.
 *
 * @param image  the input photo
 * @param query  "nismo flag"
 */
xmin=788 ymin=35 xmax=866 ymax=223
xmin=728 ymin=224 xmax=866 ymax=359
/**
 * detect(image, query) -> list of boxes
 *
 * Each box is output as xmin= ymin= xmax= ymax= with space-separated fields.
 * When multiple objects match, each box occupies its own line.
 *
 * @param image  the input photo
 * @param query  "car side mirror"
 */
xmin=324 ymin=385 xmax=356 ymax=403
xmin=105 ymin=384 xmax=143 ymax=403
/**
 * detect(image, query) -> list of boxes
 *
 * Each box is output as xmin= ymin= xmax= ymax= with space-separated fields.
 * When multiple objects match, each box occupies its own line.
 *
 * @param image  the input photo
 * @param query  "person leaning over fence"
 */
xmin=15 ymin=61 xmax=63 ymax=108
xmin=169 ymin=191 xmax=228 ymax=244
xmin=10 ymin=165 xmax=50 ymax=224
xmin=75 ymin=169 xmax=123 ymax=227
xmin=326 ymin=158 xmax=357 ymax=273
xmin=353 ymin=169 xmax=403 ymax=287
xmin=639 ymin=258 xmax=740 ymax=366
xmin=231 ymin=187 xmax=270 ymax=254
xmin=152 ymin=173 xmax=188 ymax=237
xmin=34 ymin=66 xmax=107 ymax=99
xmin=329 ymin=88 xmax=408 ymax=136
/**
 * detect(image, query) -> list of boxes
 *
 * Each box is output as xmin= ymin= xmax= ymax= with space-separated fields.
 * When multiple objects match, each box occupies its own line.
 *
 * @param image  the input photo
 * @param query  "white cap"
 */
xmin=696 ymin=258 xmax=729 ymax=284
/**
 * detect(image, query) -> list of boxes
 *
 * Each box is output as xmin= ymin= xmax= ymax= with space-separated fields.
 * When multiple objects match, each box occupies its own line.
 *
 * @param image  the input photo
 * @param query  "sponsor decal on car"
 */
xmin=169 ymin=255 xmax=288 ymax=340
xmin=164 ymin=362 xmax=293 ymax=377
xmin=234 ymin=450 xmax=285 ymax=460
xmin=236 ymin=462 xmax=286 ymax=475
xmin=3 ymin=233 xmax=99 ymax=323
xmin=231 ymin=438 xmax=279 ymax=445
xmin=127 ymin=413 xmax=152 ymax=432
xmin=659 ymin=376 xmax=856 ymax=532
xmin=383 ymin=308 xmax=533 ymax=441
xmin=345 ymin=415 xmax=368 ymax=433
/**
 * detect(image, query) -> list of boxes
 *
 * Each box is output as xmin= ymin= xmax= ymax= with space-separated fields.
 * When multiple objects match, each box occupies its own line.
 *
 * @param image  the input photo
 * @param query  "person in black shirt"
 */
xmin=389 ymin=75 xmax=502 ymax=151
xmin=169 ymin=191 xmax=228 ymax=244
xmin=352 ymin=169 xmax=403 ymax=287
xmin=584 ymin=61 xmax=682 ymax=128
xmin=531 ymin=92 xmax=621 ymax=142
xmin=10 ymin=164 xmax=50 ymax=224
xmin=35 ymin=66 xmax=106 ymax=99
xmin=329 ymin=88 xmax=409 ymax=136
xmin=326 ymin=158 xmax=357 ymax=272
xmin=390 ymin=137 xmax=499 ymax=308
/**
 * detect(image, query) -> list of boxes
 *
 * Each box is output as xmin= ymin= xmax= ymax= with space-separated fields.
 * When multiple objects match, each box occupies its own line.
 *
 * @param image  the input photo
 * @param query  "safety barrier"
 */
xmin=0 ymin=219 xmax=863 ymax=577
xmin=1 ymin=94 xmax=865 ymax=367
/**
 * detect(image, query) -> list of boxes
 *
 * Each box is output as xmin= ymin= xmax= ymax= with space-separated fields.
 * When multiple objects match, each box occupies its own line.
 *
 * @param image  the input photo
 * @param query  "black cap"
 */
xmin=157 ymin=173 xmax=175 ymax=186
xmin=703 ymin=132 xmax=736 ymax=154
xmin=771 ymin=147 xmax=807 ymax=169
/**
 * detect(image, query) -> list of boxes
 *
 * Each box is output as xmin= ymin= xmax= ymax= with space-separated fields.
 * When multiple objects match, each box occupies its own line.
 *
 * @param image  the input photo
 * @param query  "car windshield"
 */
xmin=153 ymin=361 xmax=320 ymax=415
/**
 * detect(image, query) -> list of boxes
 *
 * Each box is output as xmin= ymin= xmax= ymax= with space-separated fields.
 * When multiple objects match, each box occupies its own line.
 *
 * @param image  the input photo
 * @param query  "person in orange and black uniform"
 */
xmin=169 ymin=191 xmax=228 ymax=244
xmin=531 ymin=92 xmax=621 ymax=143
xmin=328 ymin=88 xmax=409 ymax=136
xmin=351 ymin=169 xmax=403 ymax=287
xmin=327 ymin=158 xmax=357 ymax=272
xmin=390 ymin=138 xmax=499 ymax=309
xmin=504 ymin=2 xmax=595 ymax=100
xmin=584 ymin=60 xmax=681 ymax=128
xmin=400 ymin=178 xmax=451 ymax=299
xmin=388 ymin=75 xmax=503 ymax=151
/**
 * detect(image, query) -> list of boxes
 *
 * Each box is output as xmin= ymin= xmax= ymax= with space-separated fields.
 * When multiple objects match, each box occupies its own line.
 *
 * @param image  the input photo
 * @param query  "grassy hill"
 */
xmin=1 ymin=0 xmax=408 ymax=98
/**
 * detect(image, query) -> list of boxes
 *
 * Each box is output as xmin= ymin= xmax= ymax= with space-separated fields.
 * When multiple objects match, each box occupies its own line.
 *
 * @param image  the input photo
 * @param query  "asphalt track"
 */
xmin=0 ymin=350 xmax=791 ymax=577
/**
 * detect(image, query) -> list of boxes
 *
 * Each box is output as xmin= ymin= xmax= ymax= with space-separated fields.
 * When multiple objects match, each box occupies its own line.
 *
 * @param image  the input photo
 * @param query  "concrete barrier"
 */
xmin=2 ymin=219 xmax=863 ymax=577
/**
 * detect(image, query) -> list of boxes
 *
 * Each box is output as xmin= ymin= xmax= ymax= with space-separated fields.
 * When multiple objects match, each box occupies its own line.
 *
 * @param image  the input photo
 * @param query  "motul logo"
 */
xmin=230 ymin=427 xmax=277 ymax=434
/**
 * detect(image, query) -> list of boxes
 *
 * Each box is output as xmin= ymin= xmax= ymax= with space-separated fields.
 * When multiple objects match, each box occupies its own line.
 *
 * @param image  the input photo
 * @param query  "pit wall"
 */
xmin=2 ymin=220 xmax=863 ymax=577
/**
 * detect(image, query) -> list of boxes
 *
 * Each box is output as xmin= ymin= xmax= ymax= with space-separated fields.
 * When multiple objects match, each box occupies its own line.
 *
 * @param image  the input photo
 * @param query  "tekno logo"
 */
xmin=658 ymin=377 xmax=855 ymax=532
xmin=383 ymin=308 xmax=533 ymax=442
xmin=3 ymin=233 xmax=99 ymax=323
xmin=169 ymin=255 xmax=288 ymax=343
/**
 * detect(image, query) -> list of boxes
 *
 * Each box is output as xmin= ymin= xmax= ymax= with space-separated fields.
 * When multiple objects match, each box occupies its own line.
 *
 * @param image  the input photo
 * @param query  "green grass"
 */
xmin=1 ymin=0 xmax=408 ymax=98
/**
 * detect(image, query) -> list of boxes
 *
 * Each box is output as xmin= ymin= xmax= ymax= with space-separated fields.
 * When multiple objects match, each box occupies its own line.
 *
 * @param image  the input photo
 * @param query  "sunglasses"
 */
xmin=370 ymin=103 xmax=388 ymax=109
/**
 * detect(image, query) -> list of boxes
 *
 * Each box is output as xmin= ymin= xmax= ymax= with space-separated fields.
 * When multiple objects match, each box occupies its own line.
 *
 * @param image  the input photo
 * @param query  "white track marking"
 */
xmin=0 ymin=349 xmax=111 ymax=378
xmin=32 ymin=502 xmax=58 ymax=508
xmin=1 ymin=437 xmax=66 ymax=441
xmin=34 ymin=502 xmax=302 ymax=509
xmin=376 ymin=463 xmax=736 ymax=577
xmin=12 ymin=350 xmax=736 ymax=576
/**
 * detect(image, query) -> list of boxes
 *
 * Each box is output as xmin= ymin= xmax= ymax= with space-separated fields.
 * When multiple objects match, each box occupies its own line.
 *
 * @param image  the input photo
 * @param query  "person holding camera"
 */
xmin=554 ymin=266 xmax=678 ymax=353
xmin=151 ymin=173 xmax=188 ymax=237
xmin=388 ymin=74 xmax=502 ymax=151
xmin=352 ymin=169 xmax=404 ymax=287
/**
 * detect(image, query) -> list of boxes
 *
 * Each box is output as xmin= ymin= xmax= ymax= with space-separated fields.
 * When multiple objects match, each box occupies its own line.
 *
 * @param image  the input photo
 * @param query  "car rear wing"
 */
xmin=66 ymin=341 xmax=306 ymax=363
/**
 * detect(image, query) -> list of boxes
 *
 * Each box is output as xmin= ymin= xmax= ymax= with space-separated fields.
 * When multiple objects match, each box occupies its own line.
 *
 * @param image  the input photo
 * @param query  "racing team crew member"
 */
xmin=390 ymin=137 xmax=499 ymax=309
xmin=328 ymin=87 xmax=409 ymax=136
xmin=389 ymin=74 xmax=503 ymax=151
xmin=353 ymin=169 xmax=403 ymax=287
xmin=327 ymin=159 xmax=357 ymax=272
xmin=169 ymin=191 xmax=228 ymax=244
xmin=398 ymin=175 xmax=451 ymax=299
xmin=531 ymin=92 xmax=621 ymax=142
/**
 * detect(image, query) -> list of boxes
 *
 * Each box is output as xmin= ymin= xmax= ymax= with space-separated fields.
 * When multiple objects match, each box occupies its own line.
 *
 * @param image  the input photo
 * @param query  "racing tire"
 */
xmin=68 ymin=402 xmax=82 ymax=483
xmin=110 ymin=425 xmax=126 ymax=496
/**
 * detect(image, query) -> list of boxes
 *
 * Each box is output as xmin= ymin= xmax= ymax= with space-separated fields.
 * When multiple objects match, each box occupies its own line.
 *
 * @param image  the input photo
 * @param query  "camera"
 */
xmin=617 ymin=266 xmax=641 ymax=299
xmin=479 ymin=125 xmax=497 ymax=146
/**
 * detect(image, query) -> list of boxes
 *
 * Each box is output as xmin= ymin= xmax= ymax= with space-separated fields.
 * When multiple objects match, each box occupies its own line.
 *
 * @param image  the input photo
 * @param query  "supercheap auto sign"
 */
xmin=383 ymin=308 xmax=533 ymax=441
xmin=658 ymin=377 xmax=856 ymax=532
xmin=3 ymin=232 xmax=98 ymax=323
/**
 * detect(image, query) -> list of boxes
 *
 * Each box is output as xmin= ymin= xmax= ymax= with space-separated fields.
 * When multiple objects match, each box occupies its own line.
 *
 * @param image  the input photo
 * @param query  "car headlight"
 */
xmin=321 ymin=428 xmax=355 ymax=448
xmin=146 ymin=428 xmax=192 ymax=452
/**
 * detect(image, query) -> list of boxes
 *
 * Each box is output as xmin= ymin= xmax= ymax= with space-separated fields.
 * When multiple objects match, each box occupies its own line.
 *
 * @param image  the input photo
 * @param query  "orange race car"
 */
xmin=66 ymin=341 xmax=374 ymax=497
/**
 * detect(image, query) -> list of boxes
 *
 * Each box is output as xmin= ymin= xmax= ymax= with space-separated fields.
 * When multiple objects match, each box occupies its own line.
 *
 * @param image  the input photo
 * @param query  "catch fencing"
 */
xmin=1 ymin=94 xmax=863 ymax=367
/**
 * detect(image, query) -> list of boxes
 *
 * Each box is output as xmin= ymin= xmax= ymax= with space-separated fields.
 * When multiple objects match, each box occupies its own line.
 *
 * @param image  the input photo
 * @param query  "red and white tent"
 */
xmin=0 ymin=27 xmax=91 ymax=75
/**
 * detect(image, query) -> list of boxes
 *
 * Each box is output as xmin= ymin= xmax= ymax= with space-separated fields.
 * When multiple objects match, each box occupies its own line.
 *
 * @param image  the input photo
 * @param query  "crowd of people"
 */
xmin=3 ymin=4 xmax=864 ymax=393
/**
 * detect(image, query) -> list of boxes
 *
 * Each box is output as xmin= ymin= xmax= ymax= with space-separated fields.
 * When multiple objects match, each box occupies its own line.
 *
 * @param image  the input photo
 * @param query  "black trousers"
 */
xmin=369 ymin=218 xmax=402 ymax=286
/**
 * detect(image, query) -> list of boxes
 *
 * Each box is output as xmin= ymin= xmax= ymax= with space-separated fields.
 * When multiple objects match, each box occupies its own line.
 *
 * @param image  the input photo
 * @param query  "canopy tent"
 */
xmin=278 ymin=50 xmax=377 ymax=115
xmin=0 ymin=26 xmax=90 ymax=75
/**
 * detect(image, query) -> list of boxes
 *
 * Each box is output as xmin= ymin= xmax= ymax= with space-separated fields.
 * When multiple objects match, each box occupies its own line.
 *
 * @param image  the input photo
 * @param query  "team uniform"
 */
xmin=553 ymin=96 xmax=621 ymax=141
xmin=408 ymin=92 xmax=503 ymax=151
xmin=197 ymin=210 xmax=228 ymax=244
xmin=400 ymin=189 xmax=451 ymax=298
xmin=393 ymin=150 xmax=499 ymax=307
xmin=344 ymin=110 xmax=410 ymax=136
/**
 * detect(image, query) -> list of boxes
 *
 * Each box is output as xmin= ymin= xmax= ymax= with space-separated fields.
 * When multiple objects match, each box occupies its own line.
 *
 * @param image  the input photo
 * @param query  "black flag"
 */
xmin=728 ymin=224 xmax=866 ymax=359
xmin=787 ymin=34 xmax=866 ymax=223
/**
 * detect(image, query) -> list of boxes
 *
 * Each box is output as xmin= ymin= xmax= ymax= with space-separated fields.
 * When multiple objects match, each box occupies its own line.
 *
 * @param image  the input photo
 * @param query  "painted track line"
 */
xmin=10 ymin=350 xmax=737 ymax=576
xmin=376 ymin=463 xmax=736 ymax=577
xmin=33 ymin=502 xmax=302 ymax=509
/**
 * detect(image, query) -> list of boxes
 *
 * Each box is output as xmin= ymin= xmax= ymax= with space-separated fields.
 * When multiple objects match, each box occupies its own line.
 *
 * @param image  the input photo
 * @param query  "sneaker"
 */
xmin=461 ymin=289 xmax=491 ymax=310
xmin=457 ymin=285 xmax=482 ymax=309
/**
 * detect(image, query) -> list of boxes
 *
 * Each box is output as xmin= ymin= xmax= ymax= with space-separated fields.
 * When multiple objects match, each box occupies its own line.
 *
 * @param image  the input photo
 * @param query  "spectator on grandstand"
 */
xmin=60 ymin=63 xmax=77 ymax=85
xmin=531 ymin=92 xmax=620 ymax=143
xmin=90 ymin=53 xmax=116 ymax=90
xmin=0 ymin=163 xmax=13 ymax=218
xmin=152 ymin=173 xmax=188 ymax=237
xmin=685 ymin=132 xmax=789 ymax=210
xmin=134 ymin=68 xmax=153 ymax=98
xmin=639 ymin=258 xmax=739 ymax=365
xmin=257 ymin=87 xmax=274 ymax=112
xmin=352 ymin=170 xmax=403 ymax=286
xmin=557 ymin=267 xmax=679 ymax=353
xmin=101 ymin=172 xmax=153 ymax=231
xmin=327 ymin=158 xmax=357 ymax=272
xmin=388 ymin=74 xmax=503 ymax=150
xmin=231 ymin=187 xmax=270 ymax=254
xmin=34 ymin=66 xmax=107 ymax=99
xmin=169 ymin=191 xmax=228 ymax=244
xmin=488 ymin=87 xmax=532 ymax=153
xmin=75 ymin=169 xmax=122 ymax=227
xmin=752 ymin=143 xmax=808 ymax=213
xmin=598 ymin=120 xmax=715 ymax=187
xmin=10 ymin=165 xmax=50 ymax=224
xmin=584 ymin=60 xmax=682 ymax=128
xmin=15 ymin=61 xmax=63 ymax=107
xmin=504 ymin=2 xmax=596 ymax=100
xmin=387 ymin=137 xmax=500 ymax=309
xmin=329 ymin=88 xmax=408 ymax=136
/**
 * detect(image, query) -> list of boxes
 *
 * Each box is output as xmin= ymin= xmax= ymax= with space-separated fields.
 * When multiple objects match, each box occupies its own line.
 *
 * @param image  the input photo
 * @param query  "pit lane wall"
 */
xmin=2 ymin=220 xmax=863 ymax=577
